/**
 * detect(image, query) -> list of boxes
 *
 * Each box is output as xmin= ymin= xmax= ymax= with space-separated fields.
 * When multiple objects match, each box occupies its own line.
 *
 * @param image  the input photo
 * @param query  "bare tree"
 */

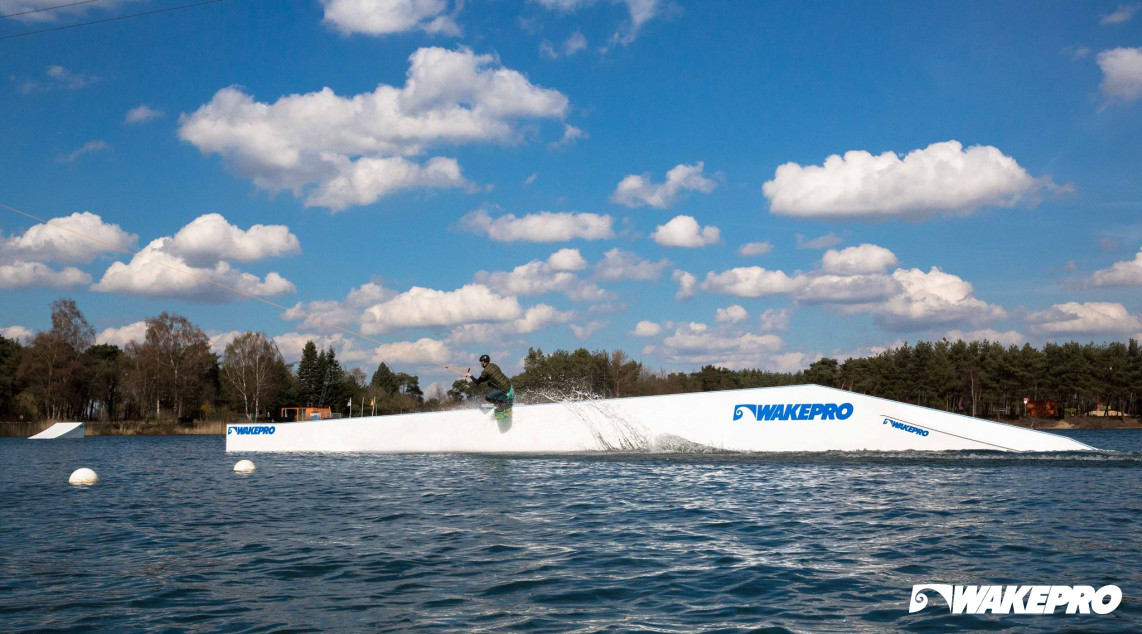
xmin=132 ymin=313 xmax=212 ymax=420
xmin=222 ymin=332 xmax=282 ymax=420
xmin=18 ymin=299 xmax=94 ymax=420
xmin=50 ymin=298 xmax=94 ymax=352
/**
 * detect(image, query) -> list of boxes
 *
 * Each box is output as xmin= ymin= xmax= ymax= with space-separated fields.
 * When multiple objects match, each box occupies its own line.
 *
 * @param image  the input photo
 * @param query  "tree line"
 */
xmin=2 ymin=299 xmax=1140 ymax=424
xmin=506 ymin=339 xmax=1142 ymax=419
xmin=0 ymin=299 xmax=436 ymax=424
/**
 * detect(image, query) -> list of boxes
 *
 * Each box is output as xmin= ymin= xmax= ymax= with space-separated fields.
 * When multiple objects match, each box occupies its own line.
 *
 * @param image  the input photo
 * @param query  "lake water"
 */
xmin=2 ymin=430 xmax=1140 ymax=632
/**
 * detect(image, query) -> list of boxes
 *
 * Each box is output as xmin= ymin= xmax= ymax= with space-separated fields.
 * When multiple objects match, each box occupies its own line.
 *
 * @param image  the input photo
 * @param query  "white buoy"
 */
xmin=233 ymin=459 xmax=256 ymax=473
xmin=69 ymin=468 xmax=98 ymax=485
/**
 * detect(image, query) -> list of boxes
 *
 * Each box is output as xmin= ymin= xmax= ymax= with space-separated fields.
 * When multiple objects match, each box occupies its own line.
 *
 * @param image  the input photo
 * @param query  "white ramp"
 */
xmin=29 ymin=422 xmax=85 ymax=439
xmin=227 ymin=385 xmax=1097 ymax=454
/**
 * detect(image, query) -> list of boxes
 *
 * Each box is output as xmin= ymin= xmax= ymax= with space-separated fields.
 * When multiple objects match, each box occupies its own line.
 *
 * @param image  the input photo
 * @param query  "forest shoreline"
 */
xmin=3 ymin=415 xmax=1140 ymax=438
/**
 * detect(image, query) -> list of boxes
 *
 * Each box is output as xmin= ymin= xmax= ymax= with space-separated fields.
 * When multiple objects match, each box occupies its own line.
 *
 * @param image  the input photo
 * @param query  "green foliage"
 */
xmin=0 ymin=335 xmax=24 ymax=420
xmin=296 ymin=341 xmax=321 ymax=407
xmin=370 ymin=362 xmax=423 ymax=400
xmin=2 ymin=298 xmax=1141 ymax=423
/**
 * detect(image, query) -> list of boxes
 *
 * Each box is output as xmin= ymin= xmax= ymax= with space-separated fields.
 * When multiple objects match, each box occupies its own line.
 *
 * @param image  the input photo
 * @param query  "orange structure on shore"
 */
xmin=281 ymin=407 xmax=334 ymax=421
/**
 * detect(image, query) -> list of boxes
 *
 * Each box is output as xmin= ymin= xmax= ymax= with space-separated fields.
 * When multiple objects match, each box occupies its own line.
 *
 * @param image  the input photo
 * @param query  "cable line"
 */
xmin=1 ymin=0 xmax=233 ymax=40
xmin=1 ymin=0 xmax=106 ymax=19
xmin=0 ymin=201 xmax=468 ymax=377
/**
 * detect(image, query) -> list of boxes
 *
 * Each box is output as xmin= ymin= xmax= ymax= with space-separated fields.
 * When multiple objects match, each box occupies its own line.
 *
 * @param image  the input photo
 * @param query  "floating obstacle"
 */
xmin=226 ymin=385 xmax=1095 ymax=454
xmin=68 ymin=468 xmax=98 ymax=484
xmin=29 ymin=422 xmax=85 ymax=440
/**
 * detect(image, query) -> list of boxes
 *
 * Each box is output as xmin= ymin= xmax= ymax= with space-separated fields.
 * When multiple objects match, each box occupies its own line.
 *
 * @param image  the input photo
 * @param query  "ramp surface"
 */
xmin=227 ymin=385 xmax=1096 ymax=454
xmin=29 ymin=422 xmax=85 ymax=440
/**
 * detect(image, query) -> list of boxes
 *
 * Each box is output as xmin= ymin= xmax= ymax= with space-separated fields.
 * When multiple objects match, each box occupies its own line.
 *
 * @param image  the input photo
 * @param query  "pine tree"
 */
xmin=296 ymin=341 xmax=320 ymax=407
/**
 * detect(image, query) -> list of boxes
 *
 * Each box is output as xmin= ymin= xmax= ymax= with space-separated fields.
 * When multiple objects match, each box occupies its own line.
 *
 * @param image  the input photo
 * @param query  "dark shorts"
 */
xmin=486 ymin=388 xmax=514 ymax=408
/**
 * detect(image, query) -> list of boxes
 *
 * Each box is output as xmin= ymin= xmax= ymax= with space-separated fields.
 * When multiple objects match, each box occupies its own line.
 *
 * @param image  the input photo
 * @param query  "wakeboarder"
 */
xmin=465 ymin=354 xmax=514 ymax=419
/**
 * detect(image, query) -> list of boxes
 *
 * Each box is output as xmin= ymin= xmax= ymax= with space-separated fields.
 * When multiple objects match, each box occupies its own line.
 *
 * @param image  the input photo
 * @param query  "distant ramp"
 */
xmin=29 ymin=422 xmax=85 ymax=440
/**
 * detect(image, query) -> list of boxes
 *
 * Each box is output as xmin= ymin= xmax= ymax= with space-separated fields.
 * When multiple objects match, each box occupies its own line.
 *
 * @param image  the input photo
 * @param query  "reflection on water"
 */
xmin=0 ymin=430 xmax=1139 ymax=632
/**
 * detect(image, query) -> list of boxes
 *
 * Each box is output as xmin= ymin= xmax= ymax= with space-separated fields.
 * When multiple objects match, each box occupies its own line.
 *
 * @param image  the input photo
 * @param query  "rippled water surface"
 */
xmin=2 ymin=430 xmax=1141 ymax=632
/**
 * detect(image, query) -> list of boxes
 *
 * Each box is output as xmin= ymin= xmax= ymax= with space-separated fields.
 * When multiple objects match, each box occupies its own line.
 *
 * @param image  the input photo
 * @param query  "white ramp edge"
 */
xmin=29 ymin=422 xmax=85 ymax=439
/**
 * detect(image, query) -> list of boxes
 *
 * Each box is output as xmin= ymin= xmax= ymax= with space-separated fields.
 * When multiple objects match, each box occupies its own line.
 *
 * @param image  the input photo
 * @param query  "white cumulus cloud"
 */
xmin=1098 ymin=47 xmax=1142 ymax=103
xmin=595 ymin=248 xmax=670 ymax=281
xmin=701 ymin=267 xmax=800 ymax=298
xmin=93 ymin=239 xmax=295 ymax=301
xmin=698 ymin=256 xmax=1002 ymax=332
xmin=821 ymin=244 xmax=899 ymax=275
xmin=96 ymin=321 xmax=149 ymax=348
xmin=1026 ymin=302 xmax=1142 ymax=335
xmin=2 ymin=211 xmax=136 ymax=264
xmin=672 ymin=269 xmax=696 ymax=300
xmin=764 ymin=141 xmax=1041 ymax=219
xmin=475 ymin=252 xmax=609 ymax=301
xmin=758 ymin=308 xmax=789 ymax=332
xmin=0 ymin=262 xmax=89 ymax=290
xmin=945 ymin=329 xmax=1027 ymax=347
xmin=179 ymin=47 xmax=569 ymax=210
xmin=632 ymin=320 xmax=661 ymax=336
xmin=92 ymin=215 xmax=297 ymax=301
xmin=165 ymin=213 xmax=300 ymax=267
xmin=611 ymin=162 xmax=716 ymax=208
xmin=651 ymin=215 xmax=720 ymax=248
xmin=856 ymin=267 xmax=1006 ymax=331
xmin=460 ymin=209 xmax=615 ymax=241
xmin=448 ymin=303 xmax=573 ymax=343
xmin=320 ymin=0 xmax=460 ymax=36
xmin=282 ymin=282 xmax=396 ymax=333
xmin=548 ymin=247 xmax=588 ymax=271
xmin=660 ymin=322 xmax=786 ymax=370
xmin=1087 ymin=247 xmax=1142 ymax=286
xmin=305 ymin=156 xmax=471 ymax=211
xmin=362 ymin=284 xmax=521 ymax=334
xmin=795 ymin=274 xmax=898 ymax=304
xmin=0 ymin=325 xmax=34 ymax=341
xmin=715 ymin=305 xmax=747 ymax=323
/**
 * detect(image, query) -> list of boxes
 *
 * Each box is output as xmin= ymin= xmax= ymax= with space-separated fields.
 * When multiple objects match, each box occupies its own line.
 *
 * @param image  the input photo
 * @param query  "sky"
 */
xmin=2 ymin=0 xmax=1142 ymax=390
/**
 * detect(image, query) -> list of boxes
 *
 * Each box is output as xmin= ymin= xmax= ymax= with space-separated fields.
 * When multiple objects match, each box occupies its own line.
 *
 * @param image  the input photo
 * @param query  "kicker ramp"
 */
xmin=226 ymin=385 xmax=1095 ymax=453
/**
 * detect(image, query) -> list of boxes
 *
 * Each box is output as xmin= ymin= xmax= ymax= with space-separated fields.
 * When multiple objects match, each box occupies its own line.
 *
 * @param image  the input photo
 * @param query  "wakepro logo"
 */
xmin=733 ymin=402 xmax=853 ymax=422
xmin=227 ymin=425 xmax=276 ymax=436
xmin=910 ymin=584 xmax=1122 ymax=615
xmin=883 ymin=417 xmax=929 ymax=437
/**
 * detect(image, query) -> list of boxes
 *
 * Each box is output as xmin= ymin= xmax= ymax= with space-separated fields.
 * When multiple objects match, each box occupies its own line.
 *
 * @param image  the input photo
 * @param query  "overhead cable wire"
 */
xmin=0 ymin=201 xmax=468 ymax=377
xmin=1 ymin=0 xmax=106 ymax=19
xmin=0 ymin=0 xmax=233 ymax=40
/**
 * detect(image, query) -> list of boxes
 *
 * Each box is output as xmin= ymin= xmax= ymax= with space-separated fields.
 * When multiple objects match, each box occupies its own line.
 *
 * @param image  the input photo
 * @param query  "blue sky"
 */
xmin=2 ymin=0 xmax=1142 ymax=391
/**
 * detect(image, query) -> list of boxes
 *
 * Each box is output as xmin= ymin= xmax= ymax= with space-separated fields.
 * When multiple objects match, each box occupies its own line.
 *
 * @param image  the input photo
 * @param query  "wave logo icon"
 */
xmin=733 ymin=405 xmax=757 ymax=421
xmin=910 ymin=585 xmax=954 ymax=613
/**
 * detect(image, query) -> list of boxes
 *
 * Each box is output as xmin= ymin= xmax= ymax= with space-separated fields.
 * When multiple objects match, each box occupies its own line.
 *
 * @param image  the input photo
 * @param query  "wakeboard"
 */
xmin=479 ymin=404 xmax=513 ymax=420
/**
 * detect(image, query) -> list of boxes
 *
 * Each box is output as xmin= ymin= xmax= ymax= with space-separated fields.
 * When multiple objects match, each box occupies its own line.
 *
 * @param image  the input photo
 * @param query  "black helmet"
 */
xmin=479 ymin=354 xmax=490 ymax=363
